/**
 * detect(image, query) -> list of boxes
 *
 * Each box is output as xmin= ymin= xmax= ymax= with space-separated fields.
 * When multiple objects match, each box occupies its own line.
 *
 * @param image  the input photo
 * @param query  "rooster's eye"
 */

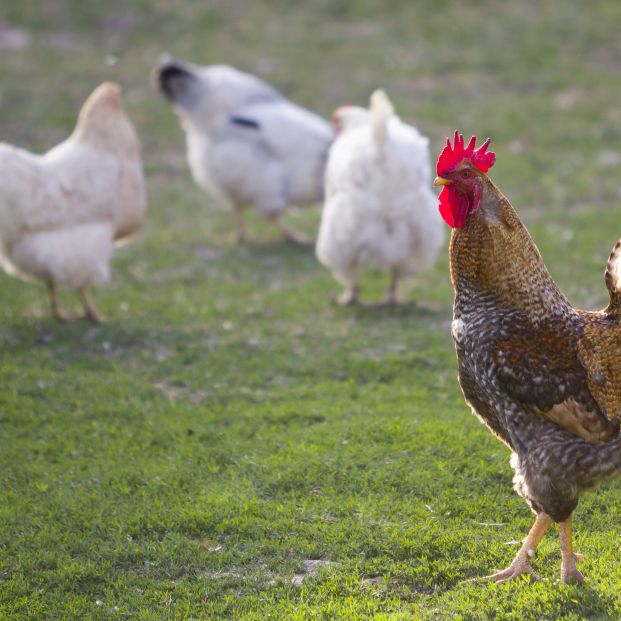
xmin=461 ymin=170 xmax=471 ymax=179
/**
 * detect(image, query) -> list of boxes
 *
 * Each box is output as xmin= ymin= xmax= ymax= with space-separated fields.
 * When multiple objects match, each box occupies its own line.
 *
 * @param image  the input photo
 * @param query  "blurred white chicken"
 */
xmin=316 ymin=90 xmax=444 ymax=305
xmin=155 ymin=57 xmax=333 ymax=243
xmin=0 ymin=82 xmax=146 ymax=322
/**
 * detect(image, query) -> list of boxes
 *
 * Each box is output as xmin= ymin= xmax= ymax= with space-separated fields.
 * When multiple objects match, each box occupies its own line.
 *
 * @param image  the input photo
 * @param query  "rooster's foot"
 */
xmin=473 ymin=513 xmax=552 ymax=584
xmin=476 ymin=558 xmax=540 ymax=584
xmin=559 ymin=517 xmax=585 ymax=585
xmin=560 ymin=551 xmax=585 ymax=584
xmin=561 ymin=565 xmax=585 ymax=584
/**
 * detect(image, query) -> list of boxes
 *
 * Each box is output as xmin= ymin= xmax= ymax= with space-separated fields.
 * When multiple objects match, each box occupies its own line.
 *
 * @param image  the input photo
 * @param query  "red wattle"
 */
xmin=438 ymin=187 xmax=455 ymax=227
xmin=439 ymin=187 xmax=469 ymax=229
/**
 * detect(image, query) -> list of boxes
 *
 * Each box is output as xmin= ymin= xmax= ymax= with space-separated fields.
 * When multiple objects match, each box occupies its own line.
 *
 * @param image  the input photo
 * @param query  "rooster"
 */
xmin=435 ymin=132 xmax=621 ymax=584
xmin=155 ymin=57 xmax=333 ymax=243
xmin=0 ymin=82 xmax=146 ymax=322
xmin=316 ymin=90 xmax=443 ymax=305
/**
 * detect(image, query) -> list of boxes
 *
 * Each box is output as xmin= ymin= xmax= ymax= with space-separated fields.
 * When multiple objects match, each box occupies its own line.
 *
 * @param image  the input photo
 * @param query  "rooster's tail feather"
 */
xmin=604 ymin=237 xmax=621 ymax=314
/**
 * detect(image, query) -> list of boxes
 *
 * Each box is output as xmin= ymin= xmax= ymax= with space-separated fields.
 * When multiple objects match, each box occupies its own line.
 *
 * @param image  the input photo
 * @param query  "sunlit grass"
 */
xmin=2 ymin=1 xmax=621 ymax=618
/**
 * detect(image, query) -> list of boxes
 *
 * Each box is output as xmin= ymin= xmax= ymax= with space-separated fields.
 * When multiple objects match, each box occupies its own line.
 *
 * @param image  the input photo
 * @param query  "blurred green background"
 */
xmin=2 ymin=1 xmax=621 ymax=619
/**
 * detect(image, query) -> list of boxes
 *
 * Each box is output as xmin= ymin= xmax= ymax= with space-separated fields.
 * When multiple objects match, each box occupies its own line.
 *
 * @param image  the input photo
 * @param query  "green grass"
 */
xmin=2 ymin=0 xmax=621 ymax=618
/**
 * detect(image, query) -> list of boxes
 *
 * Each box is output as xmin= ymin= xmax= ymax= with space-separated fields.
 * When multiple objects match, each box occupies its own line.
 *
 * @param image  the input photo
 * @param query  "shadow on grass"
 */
xmin=347 ymin=300 xmax=446 ymax=318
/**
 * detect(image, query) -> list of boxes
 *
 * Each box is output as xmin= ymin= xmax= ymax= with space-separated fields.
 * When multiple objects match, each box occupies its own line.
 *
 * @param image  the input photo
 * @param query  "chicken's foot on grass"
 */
xmin=272 ymin=214 xmax=312 ymax=245
xmin=335 ymin=284 xmax=358 ymax=306
xmin=559 ymin=516 xmax=585 ymax=584
xmin=475 ymin=513 xmax=552 ymax=583
xmin=79 ymin=288 xmax=103 ymax=324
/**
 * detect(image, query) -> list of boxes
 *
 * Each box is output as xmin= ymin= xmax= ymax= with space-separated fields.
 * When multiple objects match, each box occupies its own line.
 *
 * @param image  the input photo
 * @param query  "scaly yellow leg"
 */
xmin=559 ymin=516 xmax=585 ymax=584
xmin=476 ymin=513 xmax=552 ymax=583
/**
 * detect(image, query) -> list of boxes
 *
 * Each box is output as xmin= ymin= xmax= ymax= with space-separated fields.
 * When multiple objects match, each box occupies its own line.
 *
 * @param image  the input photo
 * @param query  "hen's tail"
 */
xmin=370 ymin=89 xmax=394 ymax=161
xmin=604 ymin=237 xmax=621 ymax=315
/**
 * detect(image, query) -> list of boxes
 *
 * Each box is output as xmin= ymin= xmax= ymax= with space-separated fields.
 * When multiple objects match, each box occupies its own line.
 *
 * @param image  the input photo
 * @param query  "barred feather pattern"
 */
xmin=450 ymin=176 xmax=621 ymax=522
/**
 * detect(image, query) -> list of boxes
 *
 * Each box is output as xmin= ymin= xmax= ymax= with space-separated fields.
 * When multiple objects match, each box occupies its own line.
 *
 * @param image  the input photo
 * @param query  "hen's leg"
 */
xmin=559 ymin=516 xmax=585 ymax=584
xmin=79 ymin=288 xmax=103 ymax=324
xmin=386 ymin=268 xmax=401 ymax=305
xmin=47 ymin=282 xmax=75 ymax=322
xmin=272 ymin=214 xmax=311 ymax=245
xmin=477 ymin=513 xmax=552 ymax=583
xmin=336 ymin=283 xmax=358 ymax=306
xmin=234 ymin=206 xmax=247 ymax=243
xmin=373 ymin=267 xmax=404 ymax=306
xmin=366 ymin=268 xmax=407 ymax=307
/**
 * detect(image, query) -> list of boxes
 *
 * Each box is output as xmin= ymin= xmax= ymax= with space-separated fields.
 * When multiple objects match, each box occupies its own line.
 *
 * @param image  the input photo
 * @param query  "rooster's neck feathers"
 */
xmin=450 ymin=178 xmax=571 ymax=320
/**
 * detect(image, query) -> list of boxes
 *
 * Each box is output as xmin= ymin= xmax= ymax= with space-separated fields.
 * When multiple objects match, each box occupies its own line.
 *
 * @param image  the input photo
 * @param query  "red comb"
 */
xmin=436 ymin=131 xmax=496 ymax=176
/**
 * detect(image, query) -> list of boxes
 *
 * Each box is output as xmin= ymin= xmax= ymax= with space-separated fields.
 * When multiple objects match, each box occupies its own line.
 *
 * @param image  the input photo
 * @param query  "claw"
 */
xmin=562 ymin=566 xmax=585 ymax=584
xmin=474 ymin=559 xmax=540 ymax=584
xmin=468 ymin=513 xmax=552 ymax=586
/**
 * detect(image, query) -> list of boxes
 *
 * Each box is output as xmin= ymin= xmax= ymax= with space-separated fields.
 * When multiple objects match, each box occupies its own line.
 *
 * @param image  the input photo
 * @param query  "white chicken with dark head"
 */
xmin=316 ymin=90 xmax=444 ymax=305
xmin=0 ymin=82 xmax=146 ymax=322
xmin=155 ymin=57 xmax=334 ymax=243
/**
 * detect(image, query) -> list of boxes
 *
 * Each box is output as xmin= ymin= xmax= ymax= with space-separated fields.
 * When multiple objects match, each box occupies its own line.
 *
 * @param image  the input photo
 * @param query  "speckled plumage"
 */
xmin=445 ymin=169 xmax=621 ymax=582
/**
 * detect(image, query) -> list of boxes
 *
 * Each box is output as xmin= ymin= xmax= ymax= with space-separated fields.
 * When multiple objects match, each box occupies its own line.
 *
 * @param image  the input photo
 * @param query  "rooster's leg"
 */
xmin=79 ymin=288 xmax=103 ymax=324
xmin=559 ymin=516 xmax=585 ymax=584
xmin=272 ymin=214 xmax=311 ymax=245
xmin=47 ymin=282 xmax=75 ymax=322
xmin=476 ymin=513 xmax=552 ymax=583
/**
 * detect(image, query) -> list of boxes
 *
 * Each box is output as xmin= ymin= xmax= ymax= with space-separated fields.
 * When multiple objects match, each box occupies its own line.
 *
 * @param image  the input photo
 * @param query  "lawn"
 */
xmin=2 ymin=1 xmax=621 ymax=619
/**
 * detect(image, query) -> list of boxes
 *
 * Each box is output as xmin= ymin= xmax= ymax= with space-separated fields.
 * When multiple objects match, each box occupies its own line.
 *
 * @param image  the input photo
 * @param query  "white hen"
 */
xmin=316 ymin=90 xmax=444 ymax=305
xmin=155 ymin=57 xmax=333 ymax=243
xmin=0 ymin=82 xmax=146 ymax=322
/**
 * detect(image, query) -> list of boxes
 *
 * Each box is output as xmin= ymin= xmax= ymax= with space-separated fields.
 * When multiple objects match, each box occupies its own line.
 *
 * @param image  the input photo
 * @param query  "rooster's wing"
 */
xmin=492 ymin=321 xmax=618 ymax=444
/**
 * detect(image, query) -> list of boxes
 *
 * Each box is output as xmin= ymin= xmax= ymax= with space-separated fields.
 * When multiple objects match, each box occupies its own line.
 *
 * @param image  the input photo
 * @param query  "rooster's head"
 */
xmin=434 ymin=131 xmax=496 ymax=228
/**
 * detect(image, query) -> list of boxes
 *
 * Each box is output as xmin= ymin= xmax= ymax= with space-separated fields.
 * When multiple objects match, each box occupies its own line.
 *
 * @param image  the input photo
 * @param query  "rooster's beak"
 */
xmin=434 ymin=177 xmax=451 ymax=187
